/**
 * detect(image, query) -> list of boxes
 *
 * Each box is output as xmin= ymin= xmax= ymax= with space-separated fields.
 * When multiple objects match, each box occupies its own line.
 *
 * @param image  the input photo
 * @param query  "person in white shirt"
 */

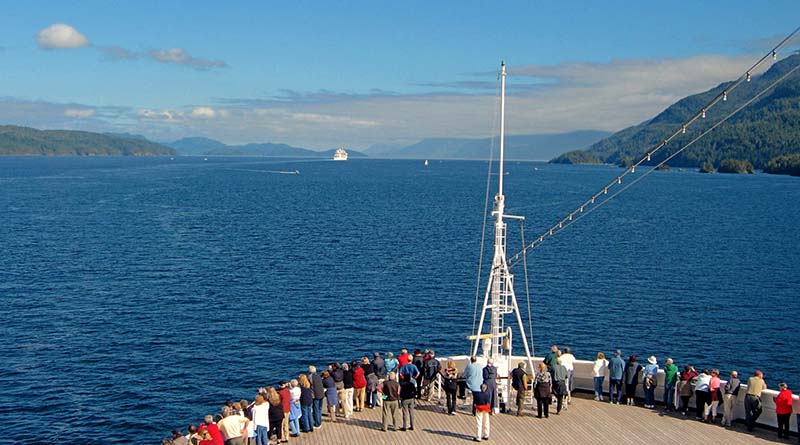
xmin=559 ymin=347 xmax=576 ymax=404
xmin=250 ymin=394 xmax=270 ymax=445
xmin=592 ymin=352 xmax=609 ymax=401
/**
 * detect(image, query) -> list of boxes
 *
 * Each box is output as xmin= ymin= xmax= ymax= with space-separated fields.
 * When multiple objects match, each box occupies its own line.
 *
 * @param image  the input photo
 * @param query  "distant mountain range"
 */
xmin=552 ymin=53 xmax=800 ymax=171
xmin=165 ymin=136 xmax=367 ymax=158
xmin=365 ymin=130 xmax=612 ymax=160
xmin=0 ymin=125 xmax=175 ymax=156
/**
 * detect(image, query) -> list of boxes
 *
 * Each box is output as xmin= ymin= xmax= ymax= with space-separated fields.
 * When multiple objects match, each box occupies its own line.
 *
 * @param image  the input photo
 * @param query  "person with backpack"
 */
xmin=642 ymin=356 xmax=659 ymax=408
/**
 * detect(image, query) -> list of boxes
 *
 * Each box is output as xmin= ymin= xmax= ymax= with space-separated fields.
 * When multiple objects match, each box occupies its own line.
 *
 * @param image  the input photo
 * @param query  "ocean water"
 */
xmin=1 ymin=156 xmax=798 ymax=444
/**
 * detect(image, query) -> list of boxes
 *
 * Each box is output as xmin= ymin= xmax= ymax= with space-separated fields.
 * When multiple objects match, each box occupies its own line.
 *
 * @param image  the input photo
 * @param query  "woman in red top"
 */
xmin=352 ymin=360 xmax=367 ymax=412
xmin=773 ymin=382 xmax=793 ymax=439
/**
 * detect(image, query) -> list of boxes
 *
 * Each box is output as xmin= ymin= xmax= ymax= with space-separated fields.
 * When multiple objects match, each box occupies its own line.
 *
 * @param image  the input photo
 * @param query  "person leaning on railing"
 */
xmin=744 ymin=370 xmax=767 ymax=432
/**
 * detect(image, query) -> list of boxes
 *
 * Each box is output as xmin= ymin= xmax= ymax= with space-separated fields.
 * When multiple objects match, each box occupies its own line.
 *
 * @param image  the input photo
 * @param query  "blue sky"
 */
xmin=1 ymin=0 xmax=798 ymax=148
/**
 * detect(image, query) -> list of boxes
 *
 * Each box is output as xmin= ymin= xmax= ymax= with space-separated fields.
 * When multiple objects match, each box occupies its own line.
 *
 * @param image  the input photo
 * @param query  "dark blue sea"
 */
xmin=1 ymin=156 xmax=798 ymax=444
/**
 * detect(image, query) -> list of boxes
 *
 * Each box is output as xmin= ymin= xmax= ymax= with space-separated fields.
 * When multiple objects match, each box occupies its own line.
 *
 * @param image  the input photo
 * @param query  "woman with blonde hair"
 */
xmin=298 ymin=374 xmax=314 ymax=433
xmin=266 ymin=387 xmax=284 ymax=443
xmin=592 ymin=352 xmax=609 ymax=401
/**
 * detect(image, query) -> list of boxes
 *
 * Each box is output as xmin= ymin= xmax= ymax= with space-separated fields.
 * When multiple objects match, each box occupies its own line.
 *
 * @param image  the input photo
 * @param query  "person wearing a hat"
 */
xmin=744 ymin=369 xmax=767 ymax=431
xmin=385 ymin=352 xmax=399 ymax=376
xmin=773 ymin=382 xmax=793 ymax=439
xmin=642 ymin=356 xmax=659 ymax=408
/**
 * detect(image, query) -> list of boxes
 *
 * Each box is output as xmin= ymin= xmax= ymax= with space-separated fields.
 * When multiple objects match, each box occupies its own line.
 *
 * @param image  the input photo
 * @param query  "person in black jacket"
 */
xmin=308 ymin=366 xmax=325 ymax=428
xmin=482 ymin=358 xmax=498 ymax=412
xmin=342 ymin=362 xmax=354 ymax=418
xmin=422 ymin=351 xmax=442 ymax=401
xmin=442 ymin=359 xmax=459 ymax=415
xmin=399 ymin=375 xmax=416 ymax=431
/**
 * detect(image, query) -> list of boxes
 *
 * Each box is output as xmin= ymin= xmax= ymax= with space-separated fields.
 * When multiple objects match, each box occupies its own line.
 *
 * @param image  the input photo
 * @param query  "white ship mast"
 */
xmin=471 ymin=62 xmax=535 ymax=374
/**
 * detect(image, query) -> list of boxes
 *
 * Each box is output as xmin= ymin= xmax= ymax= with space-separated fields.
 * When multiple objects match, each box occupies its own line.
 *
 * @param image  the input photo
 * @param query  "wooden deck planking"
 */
xmin=287 ymin=393 xmax=791 ymax=444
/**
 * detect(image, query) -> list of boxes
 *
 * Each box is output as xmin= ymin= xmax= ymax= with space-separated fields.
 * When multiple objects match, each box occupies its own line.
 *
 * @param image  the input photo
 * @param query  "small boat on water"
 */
xmin=333 ymin=147 xmax=348 ymax=161
xmin=424 ymin=159 xmax=429 ymax=166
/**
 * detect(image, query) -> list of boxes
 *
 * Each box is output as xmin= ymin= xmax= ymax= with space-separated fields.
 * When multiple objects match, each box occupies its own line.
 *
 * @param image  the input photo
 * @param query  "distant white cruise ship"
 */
xmin=333 ymin=148 xmax=348 ymax=161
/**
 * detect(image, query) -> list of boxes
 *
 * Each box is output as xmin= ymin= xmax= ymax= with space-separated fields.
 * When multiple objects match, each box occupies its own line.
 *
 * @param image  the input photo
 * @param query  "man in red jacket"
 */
xmin=397 ymin=349 xmax=410 ymax=367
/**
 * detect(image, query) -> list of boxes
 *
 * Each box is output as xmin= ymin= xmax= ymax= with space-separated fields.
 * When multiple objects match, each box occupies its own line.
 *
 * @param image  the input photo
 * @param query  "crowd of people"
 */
xmin=162 ymin=346 xmax=799 ymax=444
xmin=589 ymin=347 xmax=798 ymax=441
xmin=161 ymin=349 xmax=453 ymax=445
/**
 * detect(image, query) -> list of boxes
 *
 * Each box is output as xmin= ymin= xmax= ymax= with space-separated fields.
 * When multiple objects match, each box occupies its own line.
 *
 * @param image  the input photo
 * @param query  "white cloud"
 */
xmin=36 ymin=24 xmax=90 ymax=49
xmin=64 ymin=108 xmax=95 ymax=118
xmin=190 ymin=107 xmax=217 ymax=119
xmin=138 ymin=109 xmax=185 ymax=123
xmin=149 ymin=48 xmax=227 ymax=70
xmin=4 ymin=53 xmax=781 ymax=150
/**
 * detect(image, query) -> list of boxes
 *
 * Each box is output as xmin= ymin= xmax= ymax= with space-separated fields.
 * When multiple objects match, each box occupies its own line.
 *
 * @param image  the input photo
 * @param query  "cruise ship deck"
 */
xmin=287 ymin=393 xmax=790 ymax=444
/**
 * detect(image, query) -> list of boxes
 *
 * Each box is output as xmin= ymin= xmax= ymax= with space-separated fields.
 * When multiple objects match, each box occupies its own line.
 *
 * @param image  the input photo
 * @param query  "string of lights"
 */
xmin=506 ymin=26 xmax=800 ymax=269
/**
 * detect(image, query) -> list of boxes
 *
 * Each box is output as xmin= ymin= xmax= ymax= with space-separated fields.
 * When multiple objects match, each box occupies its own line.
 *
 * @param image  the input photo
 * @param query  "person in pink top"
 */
xmin=773 ymin=382 xmax=793 ymax=439
xmin=705 ymin=369 xmax=722 ymax=423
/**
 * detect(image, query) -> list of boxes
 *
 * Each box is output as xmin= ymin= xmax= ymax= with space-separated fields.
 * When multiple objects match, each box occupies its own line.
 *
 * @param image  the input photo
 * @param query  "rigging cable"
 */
xmin=507 ymin=26 xmax=800 ymax=268
xmin=520 ymin=218 xmax=534 ymax=358
xmin=471 ymin=78 xmax=502 ymax=338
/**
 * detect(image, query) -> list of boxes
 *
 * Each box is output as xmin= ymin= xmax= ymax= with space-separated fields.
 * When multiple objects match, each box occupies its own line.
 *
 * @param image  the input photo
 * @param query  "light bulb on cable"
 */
xmin=723 ymin=91 xmax=727 ymax=101
xmin=568 ymin=214 xmax=573 ymax=221
xmin=603 ymin=187 xmax=608 ymax=194
xmin=631 ymin=166 xmax=635 ymax=173
xmin=591 ymin=197 xmax=595 ymax=204
xmin=558 ymin=222 xmax=563 ymax=229
xmin=773 ymin=50 xmax=777 ymax=61
xmin=702 ymin=109 xmax=706 ymax=119
xmin=646 ymin=153 xmax=651 ymax=161
xmin=682 ymin=126 xmax=687 ymax=134
xmin=579 ymin=206 xmax=584 ymax=212
xmin=617 ymin=177 xmax=621 ymax=184
xmin=549 ymin=229 xmax=553 ymax=236
xmin=746 ymin=72 xmax=751 ymax=82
